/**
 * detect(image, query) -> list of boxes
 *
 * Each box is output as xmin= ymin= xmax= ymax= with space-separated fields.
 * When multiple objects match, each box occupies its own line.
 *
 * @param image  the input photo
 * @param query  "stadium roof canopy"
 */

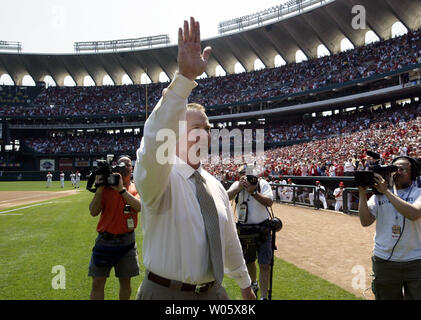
xmin=0 ymin=0 xmax=420 ymax=86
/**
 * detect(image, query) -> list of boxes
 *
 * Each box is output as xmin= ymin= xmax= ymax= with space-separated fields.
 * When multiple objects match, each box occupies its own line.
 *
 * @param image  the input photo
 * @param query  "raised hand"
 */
xmin=178 ymin=17 xmax=212 ymax=81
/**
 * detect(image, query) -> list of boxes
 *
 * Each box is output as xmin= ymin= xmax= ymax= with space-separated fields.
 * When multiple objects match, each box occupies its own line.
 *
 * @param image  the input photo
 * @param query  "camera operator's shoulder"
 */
xmin=412 ymin=187 xmax=421 ymax=199
xmin=128 ymin=182 xmax=139 ymax=196
xmin=259 ymin=178 xmax=270 ymax=186
xmin=258 ymin=178 xmax=272 ymax=191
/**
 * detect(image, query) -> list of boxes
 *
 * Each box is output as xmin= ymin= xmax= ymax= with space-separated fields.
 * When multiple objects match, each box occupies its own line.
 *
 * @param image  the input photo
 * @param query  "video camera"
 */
xmin=354 ymin=151 xmax=398 ymax=194
xmin=247 ymin=175 xmax=259 ymax=186
xmin=86 ymin=154 xmax=127 ymax=193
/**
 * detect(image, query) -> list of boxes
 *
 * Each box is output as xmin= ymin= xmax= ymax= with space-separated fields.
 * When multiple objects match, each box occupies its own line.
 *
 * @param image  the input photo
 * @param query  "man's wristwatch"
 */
xmin=251 ymin=190 xmax=257 ymax=197
xmin=119 ymin=188 xmax=127 ymax=195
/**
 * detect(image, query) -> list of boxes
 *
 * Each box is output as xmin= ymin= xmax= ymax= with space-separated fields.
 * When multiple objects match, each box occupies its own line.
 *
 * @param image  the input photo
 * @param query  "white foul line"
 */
xmin=0 ymin=202 xmax=55 ymax=215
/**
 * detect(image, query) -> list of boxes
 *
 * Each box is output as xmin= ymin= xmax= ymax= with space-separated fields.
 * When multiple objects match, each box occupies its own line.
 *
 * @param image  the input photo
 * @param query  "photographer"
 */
xmin=227 ymin=165 xmax=274 ymax=300
xmin=358 ymin=156 xmax=421 ymax=300
xmin=88 ymin=156 xmax=141 ymax=300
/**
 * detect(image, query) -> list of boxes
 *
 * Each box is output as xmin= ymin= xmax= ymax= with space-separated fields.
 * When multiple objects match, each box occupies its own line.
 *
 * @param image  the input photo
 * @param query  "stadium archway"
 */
xmin=0 ymin=74 xmax=14 ymax=85
xmin=317 ymin=45 xmax=330 ymax=58
xmin=295 ymin=50 xmax=308 ymax=63
xmin=159 ymin=72 xmax=170 ymax=83
xmin=254 ymin=59 xmax=265 ymax=71
xmin=63 ymin=75 xmax=76 ymax=87
xmin=340 ymin=38 xmax=354 ymax=52
xmin=234 ymin=62 xmax=246 ymax=74
xmin=215 ymin=65 xmax=226 ymax=77
xmin=122 ymin=74 xmax=133 ymax=85
xmin=197 ymin=72 xmax=208 ymax=79
xmin=365 ymin=30 xmax=380 ymax=44
xmin=22 ymin=75 xmax=36 ymax=86
xmin=391 ymin=21 xmax=408 ymax=38
xmin=102 ymin=75 xmax=114 ymax=86
xmin=274 ymin=55 xmax=286 ymax=67
xmin=43 ymin=76 xmax=56 ymax=87
xmin=140 ymin=73 xmax=152 ymax=84
xmin=83 ymin=76 xmax=95 ymax=86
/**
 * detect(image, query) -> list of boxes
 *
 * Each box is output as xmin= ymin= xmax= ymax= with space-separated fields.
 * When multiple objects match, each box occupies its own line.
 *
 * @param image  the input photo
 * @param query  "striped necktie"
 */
xmin=192 ymin=171 xmax=224 ymax=284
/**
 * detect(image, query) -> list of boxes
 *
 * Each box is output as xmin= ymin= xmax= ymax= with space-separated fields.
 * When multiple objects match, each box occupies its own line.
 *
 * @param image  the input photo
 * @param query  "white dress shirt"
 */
xmin=134 ymin=73 xmax=251 ymax=288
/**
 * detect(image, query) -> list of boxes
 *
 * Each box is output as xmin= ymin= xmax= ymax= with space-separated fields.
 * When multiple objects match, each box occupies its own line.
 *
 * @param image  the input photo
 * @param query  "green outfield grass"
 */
xmin=0 ymin=181 xmax=360 ymax=300
xmin=0 ymin=180 xmax=87 ymax=192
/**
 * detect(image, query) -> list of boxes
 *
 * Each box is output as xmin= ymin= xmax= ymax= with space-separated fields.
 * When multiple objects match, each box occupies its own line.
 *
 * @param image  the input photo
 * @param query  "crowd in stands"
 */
xmin=2 ymin=84 xmax=165 ymax=117
xmin=23 ymin=101 xmax=421 ymax=183
xmin=203 ymin=101 xmax=421 ymax=182
xmin=215 ymin=100 xmax=420 ymax=145
xmin=193 ymin=28 xmax=421 ymax=107
xmin=24 ymin=133 xmax=141 ymax=154
xmin=1 ymin=28 xmax=420 ymax=118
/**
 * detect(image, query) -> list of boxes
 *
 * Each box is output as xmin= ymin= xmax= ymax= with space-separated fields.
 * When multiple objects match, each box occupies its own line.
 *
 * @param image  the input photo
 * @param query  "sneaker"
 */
xmin=260 ymin=297 xmax=268 ymax=300
xmin=251 ymin=281 xmax=259 ymax=297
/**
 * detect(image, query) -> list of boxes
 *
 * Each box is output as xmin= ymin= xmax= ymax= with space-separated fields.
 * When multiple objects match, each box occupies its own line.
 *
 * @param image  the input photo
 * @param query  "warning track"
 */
xmin=271 ymin=203 xmax=376 ymax=299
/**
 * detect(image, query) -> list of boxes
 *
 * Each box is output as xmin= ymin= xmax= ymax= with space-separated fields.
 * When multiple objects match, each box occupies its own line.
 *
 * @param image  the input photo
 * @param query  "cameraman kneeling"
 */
xmin=88 ymin=156 xmax=141 ymax=300
xmin=228 ymin=167 xmax=273 ymax=300
xmin=358 ymin=156 xmax=421 ymax=300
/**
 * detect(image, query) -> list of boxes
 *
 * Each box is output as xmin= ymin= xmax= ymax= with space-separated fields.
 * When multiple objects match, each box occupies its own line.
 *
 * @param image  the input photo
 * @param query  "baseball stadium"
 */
xmin=1 ymin=0 xmax=421 ymax=302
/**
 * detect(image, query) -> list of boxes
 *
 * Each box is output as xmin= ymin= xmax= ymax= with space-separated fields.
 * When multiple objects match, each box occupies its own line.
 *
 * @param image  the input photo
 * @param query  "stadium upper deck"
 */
xmin=0 ymin=0 xmax=420 ymax=86
xmin=1 ymin=27 xmax=420 ymax=122
xmin=1 ymin=0 xmax=421 ymax=175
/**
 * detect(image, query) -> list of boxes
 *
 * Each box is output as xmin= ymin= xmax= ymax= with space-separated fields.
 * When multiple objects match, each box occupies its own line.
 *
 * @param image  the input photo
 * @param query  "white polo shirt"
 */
xmin=368 ymin=185 xmax=421 ymax=262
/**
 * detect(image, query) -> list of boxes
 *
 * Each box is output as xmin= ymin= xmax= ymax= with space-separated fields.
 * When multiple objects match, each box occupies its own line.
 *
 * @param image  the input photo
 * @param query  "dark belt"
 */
xmin=147 ymin=271 xmax=215 ymax=294
xmin=99 ymin=231 xmax=133 ymax=240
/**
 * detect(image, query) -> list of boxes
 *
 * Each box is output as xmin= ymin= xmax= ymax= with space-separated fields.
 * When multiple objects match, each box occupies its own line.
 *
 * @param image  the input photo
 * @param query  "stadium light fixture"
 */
xmin=0 ymin=40 xmax=22 ymax=52
xmin=74 ymin=35 xmax=170 ymax=53
xmin=73 ymin=34 xmax=170 ymax=52
xmin=218 ymin=0 xmax=334 ymax=35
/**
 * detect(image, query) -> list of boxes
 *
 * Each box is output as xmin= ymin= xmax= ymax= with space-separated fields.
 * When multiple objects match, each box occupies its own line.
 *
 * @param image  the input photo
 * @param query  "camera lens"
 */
xmin=107 ymin=174 xmax=119 ymax=186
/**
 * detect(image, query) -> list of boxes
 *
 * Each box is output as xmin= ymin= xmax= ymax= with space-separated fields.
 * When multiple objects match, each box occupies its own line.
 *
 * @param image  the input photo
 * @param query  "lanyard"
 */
xmin=394 ymin=183 xmax=414 ymax=222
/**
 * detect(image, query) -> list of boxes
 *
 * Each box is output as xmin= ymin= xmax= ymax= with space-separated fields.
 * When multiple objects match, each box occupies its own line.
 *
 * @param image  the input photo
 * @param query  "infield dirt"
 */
xmin=0 ymin=190 xmax=81 ymax=210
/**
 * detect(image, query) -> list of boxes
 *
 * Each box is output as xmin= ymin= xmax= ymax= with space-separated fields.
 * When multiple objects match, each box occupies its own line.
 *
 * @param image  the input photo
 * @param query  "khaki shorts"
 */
xmin=243 ymin=234 xmax=273 ymax=265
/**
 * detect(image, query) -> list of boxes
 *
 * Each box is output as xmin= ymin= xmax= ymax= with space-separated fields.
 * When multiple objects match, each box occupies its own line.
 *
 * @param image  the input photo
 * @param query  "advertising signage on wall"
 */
xmin=74 ymin=160 xmax=90 ymax=167
xmin=40 ymin=159 xmax=55 ymax=171
xmin=59 ymin=158 xmax=73 ymax=171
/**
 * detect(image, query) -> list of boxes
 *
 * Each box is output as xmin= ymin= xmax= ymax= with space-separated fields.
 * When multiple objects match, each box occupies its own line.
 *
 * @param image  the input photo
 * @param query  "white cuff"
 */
xmin=167 ymin=72 xmax=198 ymax=100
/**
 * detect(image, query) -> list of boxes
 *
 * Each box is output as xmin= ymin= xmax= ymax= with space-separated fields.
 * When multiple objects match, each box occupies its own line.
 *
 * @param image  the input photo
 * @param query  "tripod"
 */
xmin=268 ymin=228 xmax=277 ymax=300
